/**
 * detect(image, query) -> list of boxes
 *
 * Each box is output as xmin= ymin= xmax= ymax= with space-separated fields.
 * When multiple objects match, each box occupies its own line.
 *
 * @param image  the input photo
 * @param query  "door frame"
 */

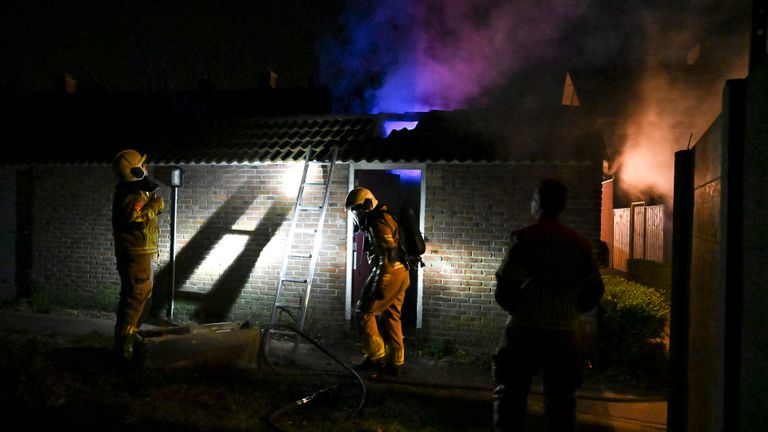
xmin=345 ymin=162 xmax=426 ymax=328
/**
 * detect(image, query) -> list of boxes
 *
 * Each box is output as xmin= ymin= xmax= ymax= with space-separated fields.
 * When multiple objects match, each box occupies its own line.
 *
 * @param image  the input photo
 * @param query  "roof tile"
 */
xmin=2 ymin=92 xmax=604 ymax=165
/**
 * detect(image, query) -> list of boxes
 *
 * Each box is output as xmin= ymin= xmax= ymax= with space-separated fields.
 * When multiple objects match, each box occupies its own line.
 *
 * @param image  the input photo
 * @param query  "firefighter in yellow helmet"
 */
xmin=345 ymin=186 xmax=410 ymax=377
xmin=111 ymin=149 xmax=165 ymax=363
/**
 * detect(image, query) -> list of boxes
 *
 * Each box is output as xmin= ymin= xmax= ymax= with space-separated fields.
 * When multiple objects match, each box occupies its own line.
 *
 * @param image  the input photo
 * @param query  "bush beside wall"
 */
xmin=596 ymin=274 xmax=670 ymax=389
xmin=626 ymin=258 xmax=672 ymax=301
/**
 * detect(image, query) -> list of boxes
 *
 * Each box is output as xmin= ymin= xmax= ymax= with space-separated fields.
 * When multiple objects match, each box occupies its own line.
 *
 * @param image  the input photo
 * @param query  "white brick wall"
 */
xmin=18 ymin=160 xmax=602 ymax=350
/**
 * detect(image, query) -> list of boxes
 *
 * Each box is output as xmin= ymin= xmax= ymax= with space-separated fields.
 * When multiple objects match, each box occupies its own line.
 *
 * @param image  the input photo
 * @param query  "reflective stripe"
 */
xmin=386 ymin=343 xmax=405 ymax=365
xmin=364 ymin=334 xmax=386 ymax=360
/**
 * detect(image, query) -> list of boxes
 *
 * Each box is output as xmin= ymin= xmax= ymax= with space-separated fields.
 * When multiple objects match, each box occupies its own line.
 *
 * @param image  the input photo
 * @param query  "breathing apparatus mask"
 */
xmin=345 ymin=187 xmax=378 ymax=232
xmin=350 ymin=204 xmax=368 ymax=232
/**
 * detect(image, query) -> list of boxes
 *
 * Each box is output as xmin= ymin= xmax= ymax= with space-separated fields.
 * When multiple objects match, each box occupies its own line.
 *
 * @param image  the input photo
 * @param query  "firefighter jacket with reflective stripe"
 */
xmin=112 ymin=183 xmax=161 ymax=257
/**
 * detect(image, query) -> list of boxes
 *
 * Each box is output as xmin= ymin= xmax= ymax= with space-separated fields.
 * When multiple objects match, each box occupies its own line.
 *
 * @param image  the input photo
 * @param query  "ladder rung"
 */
xmin=288 ymin=253 xmax=311 ymax=259
xmin=281 ymin=278 xmax=308 ymax=284
xmin=269 ymin=146 xmax=338 ymax=339
xmin=298 ymin=205 xmax=322 ymax=211
xmin=228 ymin=228 xmax=254 ymax=234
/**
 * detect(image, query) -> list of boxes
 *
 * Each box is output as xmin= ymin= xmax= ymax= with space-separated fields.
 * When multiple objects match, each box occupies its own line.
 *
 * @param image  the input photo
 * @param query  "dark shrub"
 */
xmin=626 ymin=259 xmax=671 ymax=302
xmin=596 ymin=274 xmax=670 ymax=389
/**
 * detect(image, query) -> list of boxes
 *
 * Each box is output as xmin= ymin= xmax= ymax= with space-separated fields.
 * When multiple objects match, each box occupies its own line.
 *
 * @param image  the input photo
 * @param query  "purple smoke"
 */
xmin=319 ymin=0 xmax=588 ymax=114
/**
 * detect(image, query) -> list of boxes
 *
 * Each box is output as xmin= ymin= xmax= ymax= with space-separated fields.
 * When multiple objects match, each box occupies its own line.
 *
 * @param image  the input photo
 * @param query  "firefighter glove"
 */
xmin=147 ymin=194 xmax=164 ymax=213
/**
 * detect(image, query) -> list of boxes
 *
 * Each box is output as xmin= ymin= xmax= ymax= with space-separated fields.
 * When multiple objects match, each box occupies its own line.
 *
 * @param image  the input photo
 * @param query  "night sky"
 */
xmin=1 ymin=0 xmax=751 ymax=104
xmin=1 ymin=0 xmax=754 ymax=202
xmin=0 ymin=0 xmax=346 ymax=93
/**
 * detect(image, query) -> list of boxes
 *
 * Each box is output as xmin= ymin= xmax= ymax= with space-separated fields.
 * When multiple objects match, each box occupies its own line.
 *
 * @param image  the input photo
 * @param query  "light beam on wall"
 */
xmin=194 ymin=234 xmax=250 ymax=279
xmin=281 ymin=162 xmax=305 ymax=197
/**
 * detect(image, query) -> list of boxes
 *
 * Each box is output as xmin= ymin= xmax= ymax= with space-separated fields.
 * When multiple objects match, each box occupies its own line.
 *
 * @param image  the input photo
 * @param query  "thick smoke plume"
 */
xmin=318 ymin=0 xmax=587 ymax=114
xmin=319 ymin=0 xmax=751 ymax=207
xmin=609 ymin=1 xmax=749 ymax=205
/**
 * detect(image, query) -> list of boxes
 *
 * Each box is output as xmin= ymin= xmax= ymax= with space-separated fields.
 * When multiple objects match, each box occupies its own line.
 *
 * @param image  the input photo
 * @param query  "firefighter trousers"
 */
xmin=357 ymin=267 xmax=410 ymax=366
xmin=114 ymin=253 xmax=155 ymax=359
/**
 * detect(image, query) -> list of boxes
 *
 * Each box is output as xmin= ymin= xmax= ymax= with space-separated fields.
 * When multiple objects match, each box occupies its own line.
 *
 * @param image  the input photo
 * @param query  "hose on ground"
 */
xmin=260 ymin=324 xmax=367 ymax=431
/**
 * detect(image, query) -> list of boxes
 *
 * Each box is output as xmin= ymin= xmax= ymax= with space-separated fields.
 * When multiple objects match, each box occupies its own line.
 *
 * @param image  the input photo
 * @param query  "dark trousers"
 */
xmin=492 ymin=326 xmax=583 ymax=432
xmin=114 ymin=253 xmax=154 ymax=357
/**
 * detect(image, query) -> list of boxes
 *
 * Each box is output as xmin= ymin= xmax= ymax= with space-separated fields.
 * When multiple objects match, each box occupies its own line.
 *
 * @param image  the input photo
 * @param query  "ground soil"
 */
xmin=0 ymin=328 xmax=495 ymax=432
xmin=0 ymin=307 xmax=665 ymax=431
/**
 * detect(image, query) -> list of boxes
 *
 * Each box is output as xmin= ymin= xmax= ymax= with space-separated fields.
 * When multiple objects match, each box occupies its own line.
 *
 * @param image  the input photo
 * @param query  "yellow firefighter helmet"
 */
xmin=113 ymin=149 xmax=147 ymax=182
xmin=345 ymin=187 xmax=378 ymax=211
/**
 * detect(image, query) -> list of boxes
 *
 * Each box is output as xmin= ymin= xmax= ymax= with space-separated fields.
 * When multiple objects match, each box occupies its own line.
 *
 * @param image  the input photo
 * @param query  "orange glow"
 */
xmin=612 ymin=13 xmax=748 ymax=206
xmin=616 ymin=102 xmax=682 ymax=203
xmin=614 ymin=65 xmax=734 ymax=205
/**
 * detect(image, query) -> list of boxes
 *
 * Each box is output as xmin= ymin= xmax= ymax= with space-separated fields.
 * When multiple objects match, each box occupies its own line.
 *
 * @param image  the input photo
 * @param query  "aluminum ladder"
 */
xmin=264 ymin=145 xmax=338 ymax=353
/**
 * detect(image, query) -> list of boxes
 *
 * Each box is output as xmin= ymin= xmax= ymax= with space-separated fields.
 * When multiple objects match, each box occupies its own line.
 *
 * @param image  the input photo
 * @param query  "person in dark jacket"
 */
xmin=111 ymin=149 xmax=164 ymax=362
xmin=493 ymin=178 xmax=604 ymax=431
xmin=345 ymin=186 xmax=411 ymax=377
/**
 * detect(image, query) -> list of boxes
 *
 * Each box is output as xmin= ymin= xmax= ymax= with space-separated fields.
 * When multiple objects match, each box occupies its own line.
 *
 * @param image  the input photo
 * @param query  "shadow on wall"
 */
xmin=188 ymin=203 xmax=289 ymax=322
xmin=148 ymin=180 xmax=290 ymax=322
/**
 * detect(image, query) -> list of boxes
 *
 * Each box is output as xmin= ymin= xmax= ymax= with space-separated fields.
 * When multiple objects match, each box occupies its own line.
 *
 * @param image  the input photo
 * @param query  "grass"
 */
xmin=0 ymin=317 xmax=644 ymax=432
xmin=0 ymin=326 xmax=498 ymax=432
xmin=1 ymin=272 xmax=670 ymax=431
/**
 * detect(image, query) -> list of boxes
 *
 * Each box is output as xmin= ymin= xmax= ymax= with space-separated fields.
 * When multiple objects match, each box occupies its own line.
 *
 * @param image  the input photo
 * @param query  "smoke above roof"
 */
xmin=318 ymin=0 xmax=751 ymax=205
xmin=604 ymin=0 xmax=750 ymax=206
xmin=317 ymin=0 xmax=588 ymax=114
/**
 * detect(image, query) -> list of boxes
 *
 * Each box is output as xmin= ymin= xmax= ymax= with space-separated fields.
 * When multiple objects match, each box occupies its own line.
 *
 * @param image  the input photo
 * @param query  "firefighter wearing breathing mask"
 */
xmin=111 ymin=149 xmax=164 ymax=363
xmin=346 ymin=187 xmax=410 ymax=377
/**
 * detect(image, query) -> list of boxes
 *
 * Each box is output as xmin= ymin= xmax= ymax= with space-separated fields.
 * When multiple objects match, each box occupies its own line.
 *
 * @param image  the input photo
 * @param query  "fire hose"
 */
xmin=259 ymin=324 xmax=367 ymax=431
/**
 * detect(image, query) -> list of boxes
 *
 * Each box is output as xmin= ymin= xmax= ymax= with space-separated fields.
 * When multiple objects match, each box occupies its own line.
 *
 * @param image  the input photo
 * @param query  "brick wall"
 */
xmin=0 ymin=167 xmax=18 ymax=300
xmin=153 ymin=162 xmax=351 ymax=332
xmin=25 ymin=163 xmax=351 ymax=330
xmin=28 ymin=165 xmax=116 ymax=309
xmin=422 ymin=163 xmax=603 ymax=351
xmin=17 ymin=160 xmax=602 ymax=350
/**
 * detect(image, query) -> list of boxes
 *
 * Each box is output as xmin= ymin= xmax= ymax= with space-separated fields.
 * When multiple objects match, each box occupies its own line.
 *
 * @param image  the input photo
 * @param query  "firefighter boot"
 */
xmin=382 ymin=343 xmax=405 ymax=377
xmin=354 ymin=333 xmax=386 ymax=372
xmin=353 ymin=355 xmax=384 ymax=372
xmin=114 ymin=325 xmax=138 ymax=363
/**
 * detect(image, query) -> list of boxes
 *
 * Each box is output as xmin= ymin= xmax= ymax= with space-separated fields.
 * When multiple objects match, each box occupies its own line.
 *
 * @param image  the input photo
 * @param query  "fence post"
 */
xmin=630 ymin=201 xmax=646 ymax=260
xmin=669 ymin=149 xmax=694 ymax=431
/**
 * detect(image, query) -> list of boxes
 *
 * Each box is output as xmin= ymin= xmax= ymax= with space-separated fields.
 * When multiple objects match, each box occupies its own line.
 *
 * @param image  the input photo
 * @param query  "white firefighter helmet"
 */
xmin=113 ymin=149 xmax=147 ymax=182
xmin=345 ymin=187 xmax=378 ymax=211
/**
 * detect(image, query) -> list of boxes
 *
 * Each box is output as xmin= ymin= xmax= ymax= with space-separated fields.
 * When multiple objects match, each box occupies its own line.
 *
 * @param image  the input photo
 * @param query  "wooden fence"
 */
xmin=612 ymin=203 xmax=665 ymax=271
